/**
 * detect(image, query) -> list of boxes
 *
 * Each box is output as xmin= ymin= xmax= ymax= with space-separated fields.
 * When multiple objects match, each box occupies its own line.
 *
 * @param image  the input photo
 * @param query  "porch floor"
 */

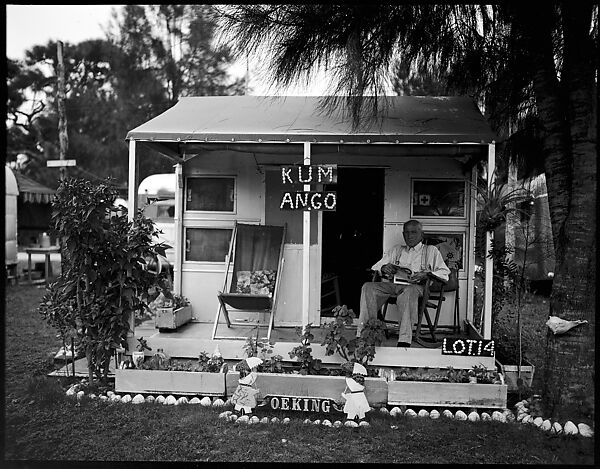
xmin=137 ymin=319 xmax=462 ymax=347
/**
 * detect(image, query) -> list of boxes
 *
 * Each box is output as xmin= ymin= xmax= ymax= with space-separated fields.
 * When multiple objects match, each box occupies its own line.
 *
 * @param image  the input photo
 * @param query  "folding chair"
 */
xmin=212 ymin=222 xmax=286 ymax=340
xmin=377 ymin=268 xmax=460 ymax=348
xmin=413 ymin=268 xmax=459 ymax=347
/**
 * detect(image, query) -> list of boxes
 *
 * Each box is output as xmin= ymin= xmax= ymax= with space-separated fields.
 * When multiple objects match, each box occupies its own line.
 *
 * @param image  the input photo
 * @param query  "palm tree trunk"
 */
xmin=515 ymin=3 xmax=596 ymax=421
xmin=542 ymin=3 xmax=597 ymax=421
xmin=516 ymin=4 xmax=597 ymax=421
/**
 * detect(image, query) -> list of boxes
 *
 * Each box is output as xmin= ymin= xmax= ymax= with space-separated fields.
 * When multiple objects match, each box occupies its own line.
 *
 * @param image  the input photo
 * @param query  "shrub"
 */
xmin=39 ymin=178 xmax=169 ymax=384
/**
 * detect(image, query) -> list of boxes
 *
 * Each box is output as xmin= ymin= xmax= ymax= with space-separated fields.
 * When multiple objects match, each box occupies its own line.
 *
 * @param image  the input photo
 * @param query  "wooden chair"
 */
xmin=212 ymin=222 xmax=286 ymax=341
xmin=375 ymin=268 xmax=460 ymax=348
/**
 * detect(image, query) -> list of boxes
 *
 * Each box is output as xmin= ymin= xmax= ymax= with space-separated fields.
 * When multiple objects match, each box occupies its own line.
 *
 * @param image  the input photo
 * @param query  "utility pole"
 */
xmin=49 ymin=42 xmax=76 ymax=174
xmin=56 ymin=40 xmax=68 ymax=181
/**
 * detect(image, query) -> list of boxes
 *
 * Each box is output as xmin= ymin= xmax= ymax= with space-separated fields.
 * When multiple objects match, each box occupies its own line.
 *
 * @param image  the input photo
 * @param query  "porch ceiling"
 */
xmin=127 ymin=96 xmax=496 ymax=150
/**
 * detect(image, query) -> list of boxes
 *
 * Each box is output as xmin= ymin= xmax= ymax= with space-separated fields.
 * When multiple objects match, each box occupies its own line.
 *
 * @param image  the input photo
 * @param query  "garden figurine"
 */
xmin=231 ymin=357 xmax=263 ymax=416
xmin=341 ymin=363 xmax=371 ymax=421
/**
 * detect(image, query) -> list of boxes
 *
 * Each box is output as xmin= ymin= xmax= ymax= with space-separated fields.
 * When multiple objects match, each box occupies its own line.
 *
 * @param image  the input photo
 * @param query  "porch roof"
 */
xmin=126 ymin=96 xmax=496 ymax=145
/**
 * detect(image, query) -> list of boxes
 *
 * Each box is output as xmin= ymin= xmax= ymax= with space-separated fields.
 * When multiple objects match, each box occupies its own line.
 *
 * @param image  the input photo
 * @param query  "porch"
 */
xmin=129 ymin=317 xmax=493 ymax=371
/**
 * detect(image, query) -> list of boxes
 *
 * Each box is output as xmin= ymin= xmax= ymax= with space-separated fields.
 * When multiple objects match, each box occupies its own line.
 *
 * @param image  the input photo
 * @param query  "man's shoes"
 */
xmin=397 ymin=342 xmax=411 ymax=348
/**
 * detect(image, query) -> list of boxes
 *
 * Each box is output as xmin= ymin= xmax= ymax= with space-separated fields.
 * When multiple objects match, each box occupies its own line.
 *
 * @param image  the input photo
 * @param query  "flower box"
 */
xmin=243 ymin=372 xmax=388 ymax=408
xmin=115 ymin=369 xmax=233 ymax=396
xmin=388 ymin=380 xmax=507 ymax=409
xmin=155 ymin=305 xmax=193 ymax=330
xmin=496 ymin=358 xmax=535 ymax=392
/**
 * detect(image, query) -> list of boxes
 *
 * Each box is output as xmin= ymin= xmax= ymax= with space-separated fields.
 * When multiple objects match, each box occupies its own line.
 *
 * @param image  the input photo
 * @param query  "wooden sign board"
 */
xmin=47 ymin=159 xmax=77 ymax=167
xmin=264 ymin=395 xmax=344 ymax=413
xmin=441 ymin=338 xmax=495 ymax=357
xmin=281 ymin=164 xmax=337 ymax=185
xmin=280 ymin=191 xmax=337 ymax=211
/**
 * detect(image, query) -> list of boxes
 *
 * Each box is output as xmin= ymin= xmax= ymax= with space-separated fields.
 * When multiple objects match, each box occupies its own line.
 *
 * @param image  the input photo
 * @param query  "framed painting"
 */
xmin=423 ymin=232 xmax=465 ymax=271
xmin=411 ymin=179 xmax=467 ymax=218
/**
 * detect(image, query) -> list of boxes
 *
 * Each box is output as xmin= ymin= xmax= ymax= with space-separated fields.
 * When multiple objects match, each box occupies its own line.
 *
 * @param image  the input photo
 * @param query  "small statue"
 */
xmin=231 ymin=357 xmax=263 ymax=416
xmin=341 ymin=363 xmax=371 ymax=421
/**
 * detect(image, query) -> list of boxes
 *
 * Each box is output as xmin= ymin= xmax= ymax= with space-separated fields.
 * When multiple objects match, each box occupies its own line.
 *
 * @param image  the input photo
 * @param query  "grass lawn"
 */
xmin=3 ymin=283 xmax=595 ymax=463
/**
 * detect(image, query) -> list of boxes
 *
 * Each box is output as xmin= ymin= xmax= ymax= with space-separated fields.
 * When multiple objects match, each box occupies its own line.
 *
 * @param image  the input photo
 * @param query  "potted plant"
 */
xmin=154 ymin=292 xmax=192 ymax=331
xmin=132 ymin=337 xmax=151 ymax=368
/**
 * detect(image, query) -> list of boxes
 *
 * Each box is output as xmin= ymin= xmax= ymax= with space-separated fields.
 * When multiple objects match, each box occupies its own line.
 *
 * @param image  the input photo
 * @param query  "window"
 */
xmin=185 ymin=228 xmax=232 ymax=262
xmin=186 ymin=177 xmax=235 ymax=212
xmin=411 ymin=179 xmax=466 ymax=218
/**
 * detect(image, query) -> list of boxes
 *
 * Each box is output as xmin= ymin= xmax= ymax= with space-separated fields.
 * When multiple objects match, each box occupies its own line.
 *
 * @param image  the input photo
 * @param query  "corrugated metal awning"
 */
xmin=14 ymin=171 xmax=55 ymax=204
xmin=126 ymin=96 xmax=496 ymax=145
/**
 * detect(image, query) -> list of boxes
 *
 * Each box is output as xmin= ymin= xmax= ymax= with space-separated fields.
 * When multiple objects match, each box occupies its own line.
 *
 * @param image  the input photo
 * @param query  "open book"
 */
xmin=392 ymin=266 xmax=415 ymax=285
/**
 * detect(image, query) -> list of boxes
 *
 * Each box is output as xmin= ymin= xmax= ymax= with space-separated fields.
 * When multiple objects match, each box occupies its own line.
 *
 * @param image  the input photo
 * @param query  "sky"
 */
xmin=5 ymin=4 xmax=328 ymax=95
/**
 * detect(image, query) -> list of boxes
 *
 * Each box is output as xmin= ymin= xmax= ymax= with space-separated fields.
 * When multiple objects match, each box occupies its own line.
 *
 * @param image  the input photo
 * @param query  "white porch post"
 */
xmin=127 ymin=138 xmax=138 ymax=344
xmin=127 ymin=139 xmax=138 ymax=222
xmin=483 ymin=142 xmax=496 ymax=339
xmin=173 ymin=163 xmax=183 ymax=295
xmin=302 ymin=142 xmax=311 ymax=328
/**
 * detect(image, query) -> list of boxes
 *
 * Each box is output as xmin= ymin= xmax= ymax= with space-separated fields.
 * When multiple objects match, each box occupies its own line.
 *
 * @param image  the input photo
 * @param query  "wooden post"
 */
xmin=483 ymin=142 xmax=495 ymax=340
xmin=174 ymin=163 xmax=183 ymax=295
xmin=56 ymin=41 xmax=68 ymax=181
xmin=303 ymin=142 xmax=311 ymax=328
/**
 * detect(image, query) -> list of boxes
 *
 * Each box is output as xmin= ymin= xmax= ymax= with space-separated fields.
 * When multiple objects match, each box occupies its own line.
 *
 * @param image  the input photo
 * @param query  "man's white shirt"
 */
xmin=371 ymin=241 xmax=450 ymax=281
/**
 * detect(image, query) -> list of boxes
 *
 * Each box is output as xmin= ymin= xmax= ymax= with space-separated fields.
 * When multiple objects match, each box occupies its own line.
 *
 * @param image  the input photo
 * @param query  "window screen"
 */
xmin=185 ymin=228 xmax=232 ymax=262
xmin=186 ymin=177 xmax=235 ymax=212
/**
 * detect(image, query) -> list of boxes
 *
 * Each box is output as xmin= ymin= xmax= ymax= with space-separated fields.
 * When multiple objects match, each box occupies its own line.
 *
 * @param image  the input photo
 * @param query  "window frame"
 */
xmin=410 ymin=178 xmax=468 ymax=219
xmin=183 ymin=226 xmax=234 ymax=264
xmin=184 ymin=175 xmax=237 ymax=214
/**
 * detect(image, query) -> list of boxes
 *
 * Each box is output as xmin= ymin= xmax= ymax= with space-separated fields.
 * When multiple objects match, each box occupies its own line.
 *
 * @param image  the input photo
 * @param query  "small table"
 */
xmin=25 ymin=246 xmax=61 ymax=286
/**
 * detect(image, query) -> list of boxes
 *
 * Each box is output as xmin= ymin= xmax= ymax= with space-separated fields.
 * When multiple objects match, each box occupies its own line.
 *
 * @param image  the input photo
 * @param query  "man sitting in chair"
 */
xmin=356 ymin=220 xmax=450 ymax=347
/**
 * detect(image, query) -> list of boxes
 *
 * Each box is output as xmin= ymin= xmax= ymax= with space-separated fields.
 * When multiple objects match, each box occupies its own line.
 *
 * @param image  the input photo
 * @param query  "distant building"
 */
xmin=13 ymin=171 xmax=55 ymax=247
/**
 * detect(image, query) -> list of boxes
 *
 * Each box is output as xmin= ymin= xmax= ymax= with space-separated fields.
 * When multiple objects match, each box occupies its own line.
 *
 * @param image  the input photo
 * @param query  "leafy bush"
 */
xmin=39 ymin=178 xmax=169 ymax=383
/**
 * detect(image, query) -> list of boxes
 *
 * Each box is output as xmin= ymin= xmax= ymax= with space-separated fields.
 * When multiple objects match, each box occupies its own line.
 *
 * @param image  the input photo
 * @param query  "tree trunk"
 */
xmin=514 ymin=3 xmax=596 ymax=421
xmin=542 ymin=3 xmax=597 ymax=422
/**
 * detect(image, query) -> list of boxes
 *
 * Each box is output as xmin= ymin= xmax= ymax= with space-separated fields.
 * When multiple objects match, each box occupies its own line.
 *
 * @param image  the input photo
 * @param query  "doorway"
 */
xmin=321 ymin=168 xmax=385 ymax=316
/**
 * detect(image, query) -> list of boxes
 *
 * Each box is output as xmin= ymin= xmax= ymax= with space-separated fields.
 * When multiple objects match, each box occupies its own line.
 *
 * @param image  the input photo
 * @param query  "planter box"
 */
xmin=388 ymin=380 xmax=507 ymax=409
xmin=115 ymin=369 xmax=233 ymax=396
xmin=248 ymin=372 xmax=389 ymax=408
xmin=155 ymin=305 xmax=192 ymax=330
xmin=115 ymin=369 xmax=387 ymax=406
xmin=496 ymin=359 xmax=535 ymax=392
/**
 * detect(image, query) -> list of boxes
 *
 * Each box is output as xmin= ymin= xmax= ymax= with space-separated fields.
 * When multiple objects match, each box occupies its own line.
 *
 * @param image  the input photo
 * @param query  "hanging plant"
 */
xmin=474 ymin=178 xmax=532 ymax=233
